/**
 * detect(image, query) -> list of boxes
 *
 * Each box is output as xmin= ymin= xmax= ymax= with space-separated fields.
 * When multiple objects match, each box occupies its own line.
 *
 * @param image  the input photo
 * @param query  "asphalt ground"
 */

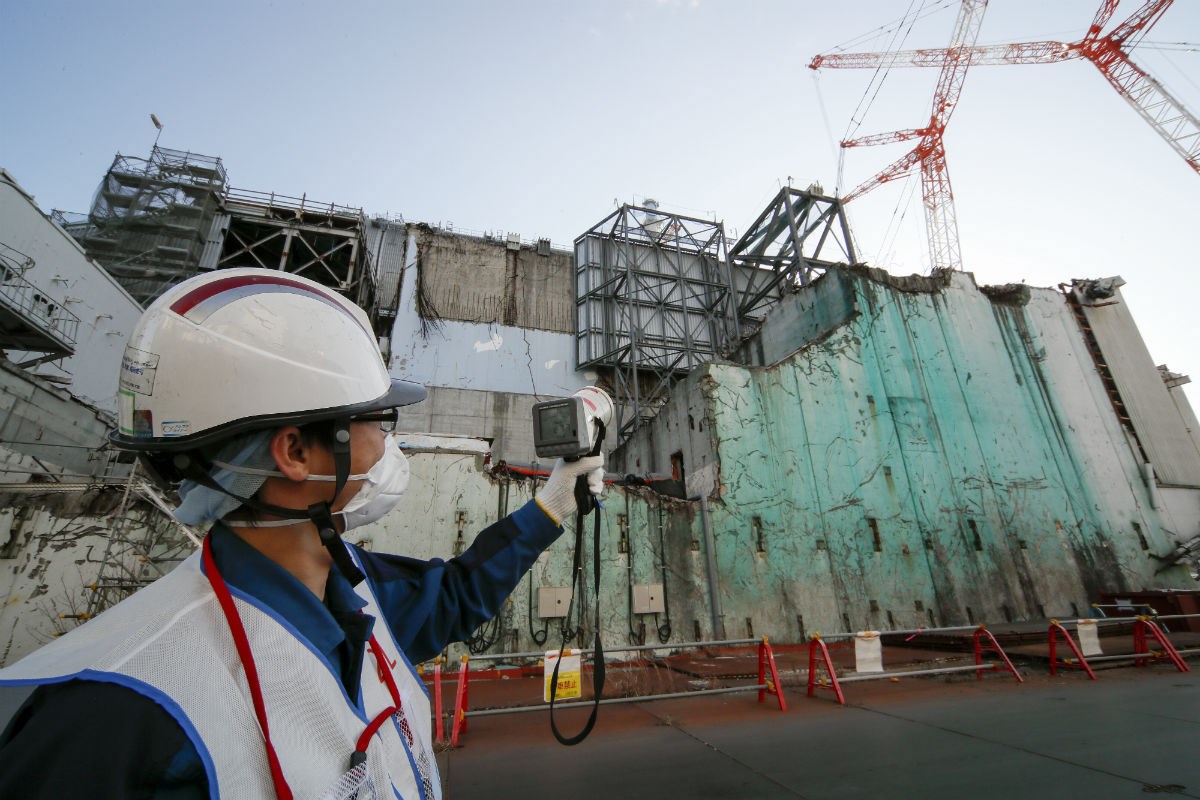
xmin=436 ymin=659 xmax=1200 ymax=799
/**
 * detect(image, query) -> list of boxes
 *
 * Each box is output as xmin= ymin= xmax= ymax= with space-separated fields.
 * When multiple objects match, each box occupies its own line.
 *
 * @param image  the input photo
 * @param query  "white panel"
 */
xmin=632 ymin=583 xmax=665 ymax=614
xmin=0 ymin=171 xmax=143 ymax=411
xmin=538 ymin=586 xmax=572 ymax=618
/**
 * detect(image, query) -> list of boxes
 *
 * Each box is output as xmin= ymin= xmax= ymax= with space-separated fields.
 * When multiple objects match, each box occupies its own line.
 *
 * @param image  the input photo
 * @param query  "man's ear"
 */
xmin=269 ymin=426 xmax=313 ymax=482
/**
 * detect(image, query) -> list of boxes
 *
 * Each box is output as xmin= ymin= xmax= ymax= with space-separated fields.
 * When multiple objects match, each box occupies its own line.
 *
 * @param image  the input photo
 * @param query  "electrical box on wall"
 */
xmin=537 ymin=586 xmax=573 ymax=618
xmin=632 ymin=583 xmax=665 ymax=614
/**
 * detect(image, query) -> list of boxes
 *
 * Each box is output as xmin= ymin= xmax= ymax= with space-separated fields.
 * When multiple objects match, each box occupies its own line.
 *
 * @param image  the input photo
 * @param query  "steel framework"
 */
xmin=575 ymin=203 xmax=735 ymax=443
xmin=728 ymin=186 xmax=858 ymax=325
xmin=66 ymin=146 xmax=228 ymax=305
xmin=218 ymin=188 xmax=378 ymax=329
xmin=59 ymin=146 xmax=386 ymax=335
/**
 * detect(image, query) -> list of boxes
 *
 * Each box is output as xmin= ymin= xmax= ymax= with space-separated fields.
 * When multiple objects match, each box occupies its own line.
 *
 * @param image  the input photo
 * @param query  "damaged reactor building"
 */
xmin=0 ymin=145 xmax=1197 ymax=665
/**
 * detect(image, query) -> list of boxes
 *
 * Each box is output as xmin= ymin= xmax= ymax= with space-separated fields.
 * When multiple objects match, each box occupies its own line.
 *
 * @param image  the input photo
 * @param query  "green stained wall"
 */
xmin=614 ymin=266 xmax=1197 ymax=642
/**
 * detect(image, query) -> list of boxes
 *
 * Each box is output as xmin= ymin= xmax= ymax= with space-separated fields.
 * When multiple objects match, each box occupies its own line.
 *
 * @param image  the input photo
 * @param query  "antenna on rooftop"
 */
xmin=150 ymin=114 xmax=163 ymax=150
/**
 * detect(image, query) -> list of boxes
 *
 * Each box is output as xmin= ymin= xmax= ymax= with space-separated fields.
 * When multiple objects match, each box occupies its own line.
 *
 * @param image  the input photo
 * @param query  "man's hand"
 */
xmin=536 ymin=456 xmax=605 ymax=524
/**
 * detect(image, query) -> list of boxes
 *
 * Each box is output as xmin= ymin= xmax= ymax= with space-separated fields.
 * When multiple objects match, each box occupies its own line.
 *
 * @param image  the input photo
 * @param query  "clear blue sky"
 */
xmin=2 ymin=0 xmax=1197 ymax=406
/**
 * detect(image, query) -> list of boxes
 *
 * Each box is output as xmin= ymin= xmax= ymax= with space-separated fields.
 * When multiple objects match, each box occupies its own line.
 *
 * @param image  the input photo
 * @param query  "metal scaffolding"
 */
xmin=729 ymin=186 xmax=858 ymax=326
xmin=57 ymin=146 xmax=385 ymax=335
xmin=63 ymin=147 xmax=228 ymax=305
xmin=575 ymin=202 xmax=736 ymax=443
xmin=83 ymin=466 xmax=199 ymax=620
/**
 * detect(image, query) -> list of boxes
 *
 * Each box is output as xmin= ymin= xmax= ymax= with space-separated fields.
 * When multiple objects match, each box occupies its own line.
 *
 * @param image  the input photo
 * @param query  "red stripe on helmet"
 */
xmin=170 ymin=273 xmax=345 ymax=316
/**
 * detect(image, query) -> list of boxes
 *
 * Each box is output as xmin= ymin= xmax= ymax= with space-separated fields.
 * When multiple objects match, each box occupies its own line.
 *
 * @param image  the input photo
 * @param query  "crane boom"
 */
xmin=810 ymin=40 xmax=1071 ymax=70
xmin=812 ymin=0 xmax=1199 ymax=174
xmin=1091 ymin=46 xmax=1200 ymax=171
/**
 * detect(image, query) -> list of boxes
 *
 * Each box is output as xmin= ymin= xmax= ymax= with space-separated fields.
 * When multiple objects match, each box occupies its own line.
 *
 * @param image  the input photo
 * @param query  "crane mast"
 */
xmin=838 ymin=0 xmax=989 ymax=272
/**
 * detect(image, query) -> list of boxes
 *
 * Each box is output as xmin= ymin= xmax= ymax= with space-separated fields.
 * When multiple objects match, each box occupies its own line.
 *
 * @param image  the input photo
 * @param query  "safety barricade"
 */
xmin=437 ymin=637 xmax=786 ymax=746
xmin=806 ymin=624 xmax=1023 ymax=706
xmin=417 ymin=656 xmax=446 ymax=743
xmin=1048 ymin=614 xmax=1197 ymax=678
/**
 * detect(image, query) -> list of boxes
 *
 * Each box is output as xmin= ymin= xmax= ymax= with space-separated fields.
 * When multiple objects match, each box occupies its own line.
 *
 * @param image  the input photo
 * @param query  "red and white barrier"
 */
xmin=1048 ymin=616 xmax=1191 ymax=678
xmin=439 ymin=636 xmax=786 ymax=746
xmin=807 ymin=624 xmax=1023 ymax=705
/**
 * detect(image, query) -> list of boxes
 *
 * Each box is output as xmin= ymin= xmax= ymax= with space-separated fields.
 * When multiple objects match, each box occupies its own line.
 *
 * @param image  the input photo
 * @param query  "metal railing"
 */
xmin=0 ymin=261 xmax=80 ymax=351
xmin=223 ymin=187 xmax=364 ymax=223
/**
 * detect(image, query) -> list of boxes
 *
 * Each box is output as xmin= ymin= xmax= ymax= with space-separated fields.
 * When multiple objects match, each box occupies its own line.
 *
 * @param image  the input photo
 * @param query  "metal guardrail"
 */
xmin=0 ymin=257 xmax=80 ymax=351
xmin=433 ymin=637 xmax=786 ymax=745
xmin=462 ymin=637 xmax=762 ymax=663
xmin=223 ymin=187 xmax=364 ymax=222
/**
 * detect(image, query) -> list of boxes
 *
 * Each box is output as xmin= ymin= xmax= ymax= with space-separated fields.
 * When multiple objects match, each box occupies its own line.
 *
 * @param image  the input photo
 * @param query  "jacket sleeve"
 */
xmin=356 ymin=500 xmax=563 ymax=664
xmin=0 ymin=680 xmax=207 ymax=800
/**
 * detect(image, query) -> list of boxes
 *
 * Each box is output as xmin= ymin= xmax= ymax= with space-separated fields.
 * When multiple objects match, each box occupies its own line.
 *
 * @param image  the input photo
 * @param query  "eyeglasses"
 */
xmin=350 ymin=408 xmax=398 ymax=432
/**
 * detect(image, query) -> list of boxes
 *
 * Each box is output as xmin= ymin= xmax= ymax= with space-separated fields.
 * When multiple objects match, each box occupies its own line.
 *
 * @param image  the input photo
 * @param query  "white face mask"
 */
xmin=221 ymin=435 xmax=409 ymax=529
xmin=335 ymin=435 xmax=410 ymax=531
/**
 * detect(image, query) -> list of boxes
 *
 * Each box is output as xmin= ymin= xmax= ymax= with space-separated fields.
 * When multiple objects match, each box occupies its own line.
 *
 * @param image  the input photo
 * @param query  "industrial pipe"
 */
xmin=695 ymin=495 xmax=725 ymax=640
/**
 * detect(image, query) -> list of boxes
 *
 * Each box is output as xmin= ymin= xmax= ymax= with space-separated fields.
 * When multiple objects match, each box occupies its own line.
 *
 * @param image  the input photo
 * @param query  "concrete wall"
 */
xmin=411 ymin=226 xmax=573 ymax=333
xmin=616 ymin=267 xmax=1199 ymax=638
xmin=1077 ymin=281 xmax=1200 ymax=488
xmin=0 ymin=487 xmax=190 ymax=665
xmin=347 ymin=446 xmax=713 ymax=660
xmin=0 ymin=169 xmax=143 ymax=412
xmin=387 ymin=228 xmax=594 ymax=463
xmin=0 ymin=361 xmax=120 ymax=481
xmin=396 ymin=386 xmax=565 ymax=467
xmin=0 ymin=447 xmax=710 ymax=667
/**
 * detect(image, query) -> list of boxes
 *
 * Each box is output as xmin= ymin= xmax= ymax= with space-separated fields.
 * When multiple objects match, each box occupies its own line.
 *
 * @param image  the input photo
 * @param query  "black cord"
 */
xmin=527 ymin=573 xmax=549 ymax=646
xmin=655 ymin=500 xmax=672 ymax=643
xmin=548 ymin=484 xmax=604 ymax=746
xmin=467 ymin=612 xmax=503 ymax=654
xmin=548 ymin=421 xmax=606 ymax=746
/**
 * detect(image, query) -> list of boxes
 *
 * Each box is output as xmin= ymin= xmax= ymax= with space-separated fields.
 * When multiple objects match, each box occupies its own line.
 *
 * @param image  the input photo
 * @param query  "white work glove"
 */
xmin=536 ymin=455 xmax=605 ymax=525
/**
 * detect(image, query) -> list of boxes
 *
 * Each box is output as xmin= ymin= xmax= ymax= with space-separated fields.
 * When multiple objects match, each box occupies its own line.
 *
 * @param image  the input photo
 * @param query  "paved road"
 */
xmin=438 ymin=665 xmax=1200 ymax=799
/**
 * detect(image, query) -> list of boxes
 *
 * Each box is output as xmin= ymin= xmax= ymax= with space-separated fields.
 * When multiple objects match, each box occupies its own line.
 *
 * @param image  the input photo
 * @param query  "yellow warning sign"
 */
xmin=544 ymin=649 xmax=581 ymax=702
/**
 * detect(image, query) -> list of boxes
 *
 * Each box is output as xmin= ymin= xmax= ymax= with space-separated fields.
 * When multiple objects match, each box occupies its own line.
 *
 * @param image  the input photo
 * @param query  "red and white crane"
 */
xmin=811 ymin=0 xmax=1198 ymax=272
xmin=821 ymin=0 xmax=989 ymax=272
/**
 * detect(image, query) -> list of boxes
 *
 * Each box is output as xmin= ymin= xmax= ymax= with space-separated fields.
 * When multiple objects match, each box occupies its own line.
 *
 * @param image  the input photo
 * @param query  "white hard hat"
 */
xmin=110 ymin=268 xmax=425 ymax=454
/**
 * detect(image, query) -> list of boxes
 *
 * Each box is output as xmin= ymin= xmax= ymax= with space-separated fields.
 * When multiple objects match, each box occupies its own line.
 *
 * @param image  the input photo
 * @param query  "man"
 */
xmin=0 ymin=268 xmax=602 ymax=799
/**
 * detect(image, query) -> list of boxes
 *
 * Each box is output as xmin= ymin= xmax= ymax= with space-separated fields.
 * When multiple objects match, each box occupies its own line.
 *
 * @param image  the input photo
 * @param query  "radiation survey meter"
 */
xmin=532 ymin=386 xmax=613 ymax=460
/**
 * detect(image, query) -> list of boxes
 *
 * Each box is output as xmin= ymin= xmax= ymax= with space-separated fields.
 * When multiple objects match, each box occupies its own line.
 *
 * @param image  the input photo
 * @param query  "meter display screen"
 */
xmin=532 ymin=397 xmax=591 ymax=458
xmin=540 ymin=404 xmax=576 ymax=442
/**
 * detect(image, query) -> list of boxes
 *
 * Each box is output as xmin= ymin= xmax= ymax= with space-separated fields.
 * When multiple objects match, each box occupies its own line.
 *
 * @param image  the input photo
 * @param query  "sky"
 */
xmin=2 ymin=0 xmax=1198 ymax=407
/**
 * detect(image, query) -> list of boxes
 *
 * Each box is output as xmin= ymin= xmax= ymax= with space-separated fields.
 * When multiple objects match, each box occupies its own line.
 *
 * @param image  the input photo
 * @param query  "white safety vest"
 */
xmin=0 ymin=550 xmax=440 ymax=800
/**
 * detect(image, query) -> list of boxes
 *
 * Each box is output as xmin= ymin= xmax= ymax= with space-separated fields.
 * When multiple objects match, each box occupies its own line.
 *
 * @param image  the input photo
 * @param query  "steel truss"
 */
xmin=575 ymin=204 xmax=736 ymax=443
xmin=728 ymin=186 xmax=858 ymax=325
xmin=219 ymin=189 xmax=378 ymax=328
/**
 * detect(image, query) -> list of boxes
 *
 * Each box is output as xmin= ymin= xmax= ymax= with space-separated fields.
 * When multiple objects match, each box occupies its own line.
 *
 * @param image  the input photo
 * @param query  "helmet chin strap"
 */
xmin=175 ymin=419 xmax=366 ymax=586
xmin=307 ymin=420 xmax=365 ymax=585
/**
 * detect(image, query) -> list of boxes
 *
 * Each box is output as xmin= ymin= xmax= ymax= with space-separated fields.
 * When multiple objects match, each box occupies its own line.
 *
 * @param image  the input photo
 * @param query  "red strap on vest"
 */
xmin=202 ymin=534 xmax=295 ymax=800
xmin=368 ymin=636 xmax=417 ymax=746
xmin=356 ymin=705 xmax=398 ymax=754
xmin=368 ymin=636 xmax=402 ymax=706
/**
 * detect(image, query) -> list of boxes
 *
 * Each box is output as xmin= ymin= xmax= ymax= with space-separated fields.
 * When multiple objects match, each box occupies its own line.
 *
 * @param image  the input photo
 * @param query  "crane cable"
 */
xmin=843 ymin=0 xmax=932 ymax=143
